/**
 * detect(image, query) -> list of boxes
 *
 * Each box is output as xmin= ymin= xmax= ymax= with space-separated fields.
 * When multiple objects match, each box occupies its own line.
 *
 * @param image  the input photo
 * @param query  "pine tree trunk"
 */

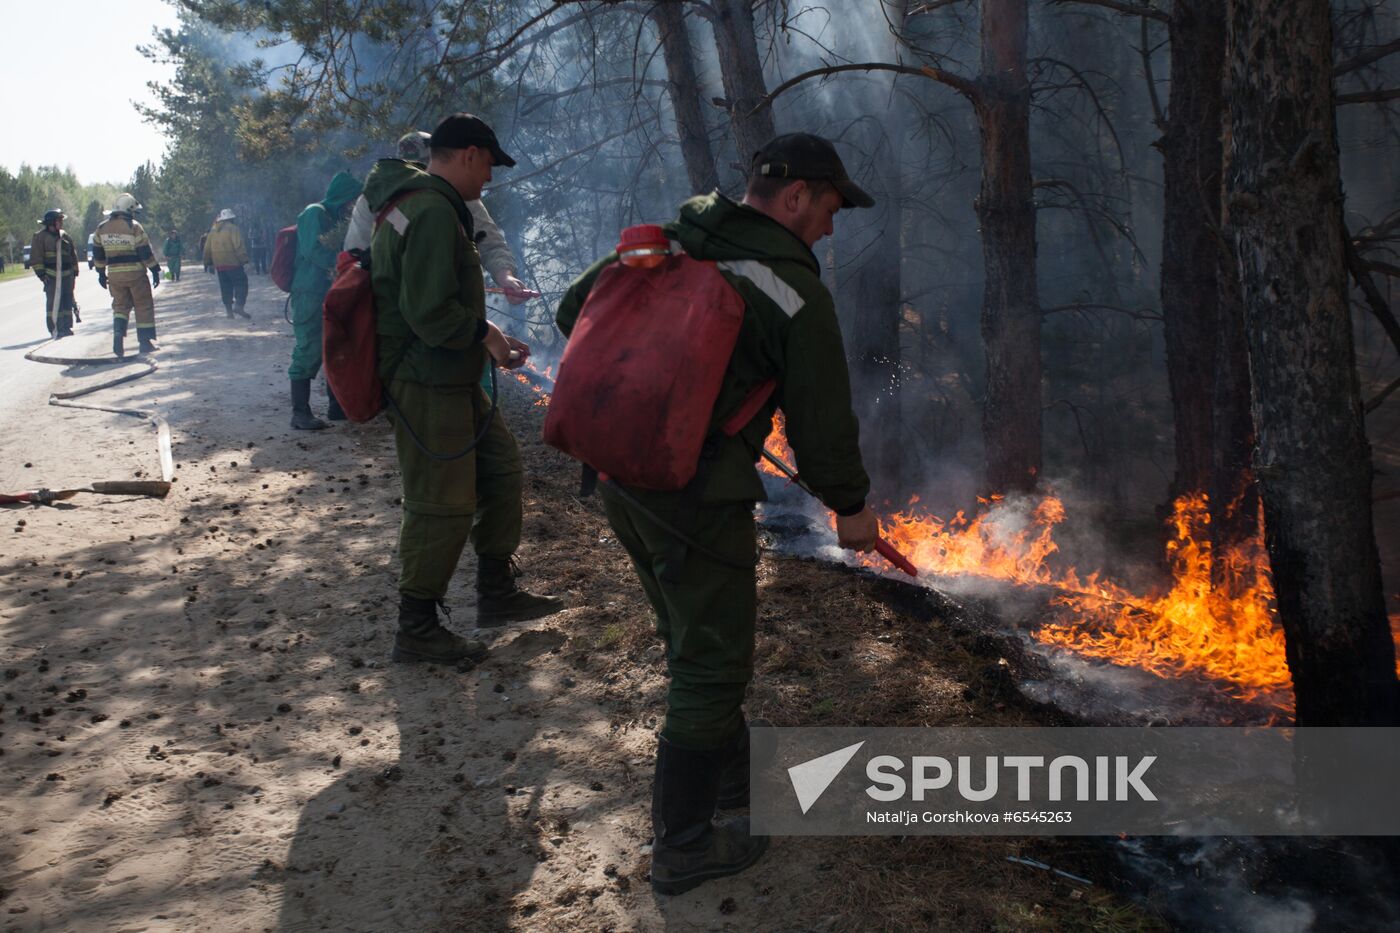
xmin=651 ymin=3 xmax=720 ymax=194
xmin=1224 ymin=0 xmax=1398 ymax=725
xmin=976 ymin=0 xmax=1041 ymax=494
xmin=1159 ymin=0 xmax=1259 ymax=584
xmin=1208 ymin=253 xmax=1259 ymax=594
xmin=1160 ymin=0 xmax=1224 ymax=504
xmin=710 ymin=0 xmax=776 ymax=169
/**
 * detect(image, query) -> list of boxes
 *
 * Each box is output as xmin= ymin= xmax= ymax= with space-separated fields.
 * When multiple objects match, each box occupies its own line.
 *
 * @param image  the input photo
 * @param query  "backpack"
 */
xmin=321 ymin=191 xmax=441 ymax=424
xmin=543 ymin=247 xmax=774 ymax=491
xmin=269 ymin=225 xmax=298 ymax=292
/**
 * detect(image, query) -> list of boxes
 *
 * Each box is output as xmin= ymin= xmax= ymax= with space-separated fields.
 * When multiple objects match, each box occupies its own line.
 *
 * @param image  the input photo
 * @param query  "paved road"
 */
xmin=0 ymin=269 xmax=120 ymax=414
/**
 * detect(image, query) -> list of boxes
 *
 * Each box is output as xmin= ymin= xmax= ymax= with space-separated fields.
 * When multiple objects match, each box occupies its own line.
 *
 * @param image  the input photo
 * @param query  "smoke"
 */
xmin=1117 ymin=836 xmax=1400 ymax=933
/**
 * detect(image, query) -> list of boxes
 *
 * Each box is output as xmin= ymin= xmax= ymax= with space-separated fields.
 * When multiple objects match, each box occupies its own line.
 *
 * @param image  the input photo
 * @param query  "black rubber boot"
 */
xmin=650 ymin=735 xmax=768 ymax=896
xmin=715 ymin=718 xmax=775 ymax=810
xmin=224 ymin=302 xmax=234 ymax=319
xmin=326 ymin=386 xmax=346 ymax=421
xmin=112 ymin=317 xmax=128 ymax=359
xmin=290 ymin=379 xmax=328 ymax=430
xmin=234 ymin=301 xmax=251 ymax=320
xmin=476 ymin=557 xmax=565 ymax=627
xmin=390 ymin=595 xmax=488 ymax=666
xmin=138 ymin=326 xmax=159 ymax=354
xmin=716 ymin=721 xmax=751 ymax=810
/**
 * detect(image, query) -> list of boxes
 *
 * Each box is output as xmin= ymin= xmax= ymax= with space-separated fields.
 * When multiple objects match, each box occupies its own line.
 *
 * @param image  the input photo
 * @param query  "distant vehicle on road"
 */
xmin=87 ymin=234 xmax=96 ymax=269
xmin=23 ymin=245 xmax=31 ymax=265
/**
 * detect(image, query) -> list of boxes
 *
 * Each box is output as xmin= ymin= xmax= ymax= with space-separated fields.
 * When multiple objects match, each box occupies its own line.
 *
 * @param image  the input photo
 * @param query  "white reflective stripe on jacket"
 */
xmin=344 ymin=194 xmax=518 ymax=282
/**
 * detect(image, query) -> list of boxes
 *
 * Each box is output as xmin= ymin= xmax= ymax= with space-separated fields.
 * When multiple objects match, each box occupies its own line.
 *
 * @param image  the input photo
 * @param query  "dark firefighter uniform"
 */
xmin=94 ymin=212 xmax=161 ymax=355
xmin=557 ymin=140 xmax=874 ymax=894
xmin=162 ymin=234 xmax=183 ymax=281
xmin=365 ymin=117 xmax=562 ymax=665
xmin=367 ymin=159 xmax=519 ymax=592
xmin=28 ymin=221 xmax=79 ymax=338
xmin=558 ymin=189 xmax=871 ymax=748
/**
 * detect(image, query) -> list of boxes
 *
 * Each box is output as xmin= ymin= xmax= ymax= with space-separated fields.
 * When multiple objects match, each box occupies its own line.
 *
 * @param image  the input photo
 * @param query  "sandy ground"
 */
xmin=0 ymin=273 xmax=1166 ymax=932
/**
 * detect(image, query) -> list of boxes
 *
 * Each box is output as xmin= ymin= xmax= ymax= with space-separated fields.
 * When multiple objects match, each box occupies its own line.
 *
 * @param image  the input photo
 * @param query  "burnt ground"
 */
xmin=0 ymin=276 xmax=1172 ymax=932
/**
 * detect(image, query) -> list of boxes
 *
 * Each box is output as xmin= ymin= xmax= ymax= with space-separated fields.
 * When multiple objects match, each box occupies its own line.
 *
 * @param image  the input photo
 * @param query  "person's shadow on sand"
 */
xmin=276 ymin=627 xmax=566 ymax=933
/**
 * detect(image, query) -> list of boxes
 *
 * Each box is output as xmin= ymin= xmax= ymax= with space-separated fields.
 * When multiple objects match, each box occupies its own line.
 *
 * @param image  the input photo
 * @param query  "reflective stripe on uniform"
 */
xmin=95 ymin=217 xmax=157 ymax=274
xmin=716 ymin=259 xmax=804 ymax=317
xmin=385 ymin=208 xmax=410 ymax=236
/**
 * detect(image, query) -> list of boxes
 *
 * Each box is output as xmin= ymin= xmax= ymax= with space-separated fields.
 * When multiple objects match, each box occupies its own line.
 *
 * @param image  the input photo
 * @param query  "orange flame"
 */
xmin=1034 ymin=494 xmax=1291 ymax=703
xmin=760 ymin=411 xmax=795 ymax=479
xmin=603 ymin=406 xmax=1400 ymax=707
xmin=512 ymin=361 xmax=552 ymax=407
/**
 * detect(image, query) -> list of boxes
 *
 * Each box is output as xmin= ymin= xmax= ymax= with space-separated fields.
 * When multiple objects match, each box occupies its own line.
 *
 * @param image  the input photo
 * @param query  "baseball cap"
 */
xmin=396 ymin=130 xmax=431 ymax=163
xmin=750 ymin=133 xmax=873 ymax=208
xmin=428 ymin=113 xmax=516 ymax=168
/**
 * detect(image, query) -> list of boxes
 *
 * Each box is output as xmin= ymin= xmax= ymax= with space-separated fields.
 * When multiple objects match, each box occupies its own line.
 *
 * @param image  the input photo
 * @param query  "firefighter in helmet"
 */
xmin=27 ymin=209 xmax=79 ymax=339
xmin=93 ymin=193 xmax=162 ymax=357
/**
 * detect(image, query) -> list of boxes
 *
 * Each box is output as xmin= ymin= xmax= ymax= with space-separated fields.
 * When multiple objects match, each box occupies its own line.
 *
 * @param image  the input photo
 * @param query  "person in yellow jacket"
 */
xmin=203 ymin=209 xmax=252 ymax=320
xmin=93 ymin=193 xmax=162 ymax=357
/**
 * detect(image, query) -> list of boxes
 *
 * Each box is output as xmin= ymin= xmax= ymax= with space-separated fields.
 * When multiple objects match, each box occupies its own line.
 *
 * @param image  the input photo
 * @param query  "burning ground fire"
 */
xmin=761 ymin=414 xmax=1400 ymax=713
xmin=512 ymin=361 xmax=553 ymax=406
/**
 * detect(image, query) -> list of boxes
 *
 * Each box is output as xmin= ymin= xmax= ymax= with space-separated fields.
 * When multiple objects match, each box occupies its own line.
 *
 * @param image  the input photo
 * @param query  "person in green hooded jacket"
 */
xmin=364 ymin=112 xmax=566 ymax=666
xmin=556 ymin=133 xmax=881 ymax=896
xmin=288 ymin=170 xmax=362 ymax=430
xmin=162 ymin=229 xmax=183 ymax=281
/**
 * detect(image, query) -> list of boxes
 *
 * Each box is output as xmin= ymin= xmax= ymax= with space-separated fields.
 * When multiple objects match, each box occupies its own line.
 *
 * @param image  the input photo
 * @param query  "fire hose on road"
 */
xmin=2 ymin=343 xmax=173 ymax=505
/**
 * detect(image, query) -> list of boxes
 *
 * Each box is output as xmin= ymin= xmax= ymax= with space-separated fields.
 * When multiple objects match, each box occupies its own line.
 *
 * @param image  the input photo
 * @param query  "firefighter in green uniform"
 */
xmin=288 ymin=171 xmax=363 ymax=430
xmin=93 ymin=193 xmax=162 ymax=357
xmin=27 ymin=209 xmax=78 ymax=339
xmin=365 ymin=112 xmax=566 ymax=664
xmin=556 ymin=133 xmax=881 ymax=895
xmin=162 ymin=229 xmax=183 ymax=281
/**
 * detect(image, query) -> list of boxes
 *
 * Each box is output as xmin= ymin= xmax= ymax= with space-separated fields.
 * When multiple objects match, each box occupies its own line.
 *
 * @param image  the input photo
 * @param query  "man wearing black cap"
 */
xmin=362 ymin=112 xmax=565 ymax=666
xmin=555 ymin=132 xmax=880 ymax=895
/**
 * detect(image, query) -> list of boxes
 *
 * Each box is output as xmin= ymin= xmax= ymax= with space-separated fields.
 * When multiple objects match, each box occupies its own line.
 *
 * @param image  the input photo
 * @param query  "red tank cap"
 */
xmin=617 ymin=224 xmax=671 ymax=268
xmin=617 ymin=223 xmax=668 ymax=252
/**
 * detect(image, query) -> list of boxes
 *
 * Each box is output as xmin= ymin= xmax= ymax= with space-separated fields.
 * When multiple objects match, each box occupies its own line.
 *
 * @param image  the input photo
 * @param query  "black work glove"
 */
xmin=151 ymin=266 xmax=162 ymax=289
xmin=98 ymin=271 xmax=108 ymax=290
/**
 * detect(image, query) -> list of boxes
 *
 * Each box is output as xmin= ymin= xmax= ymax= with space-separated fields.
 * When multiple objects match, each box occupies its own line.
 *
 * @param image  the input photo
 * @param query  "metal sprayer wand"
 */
xmin=758 ymin=449 xmax=918 ymax=578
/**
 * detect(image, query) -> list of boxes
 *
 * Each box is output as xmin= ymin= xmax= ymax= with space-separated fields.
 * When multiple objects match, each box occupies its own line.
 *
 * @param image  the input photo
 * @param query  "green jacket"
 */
xmin=557 ymin=192 xmax=870 ymax=512
xmin=291 ymin=170 xmax=362 ymax=294
xmin=364 ymin=159 xmax=488 ymax=387
xmin=162 ymin=236 xmax=183 ymax=259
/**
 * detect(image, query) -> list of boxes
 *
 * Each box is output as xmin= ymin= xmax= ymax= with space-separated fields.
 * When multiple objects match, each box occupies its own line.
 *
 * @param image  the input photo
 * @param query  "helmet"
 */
xmin=216 ymin=208 xmax=237 ymax=222
xmin=41 ymin=208 xmax=65 ymax=226
xmin=112 ymin=192 xmax=141 ymax=213
xmin=396 ymin=130 xmax=431 ymax=164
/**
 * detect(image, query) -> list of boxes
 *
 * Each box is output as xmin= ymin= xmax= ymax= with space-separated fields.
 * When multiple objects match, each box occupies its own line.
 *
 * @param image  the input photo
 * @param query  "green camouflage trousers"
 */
xmin=388 ymin=379 xmax=523 ymax=601
xmin=599 ymin=487 xmax=757 ymax=749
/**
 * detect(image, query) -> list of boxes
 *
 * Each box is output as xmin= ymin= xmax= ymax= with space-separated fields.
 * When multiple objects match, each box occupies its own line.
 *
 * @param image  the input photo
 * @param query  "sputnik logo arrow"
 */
xmin=788 ymin=741 xmax=865 ymax=814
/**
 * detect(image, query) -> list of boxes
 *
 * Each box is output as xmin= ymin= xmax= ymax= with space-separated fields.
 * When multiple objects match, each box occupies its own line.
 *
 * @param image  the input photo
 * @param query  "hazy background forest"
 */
xmin=125 ymin=0 xmax=1398 ymax=514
